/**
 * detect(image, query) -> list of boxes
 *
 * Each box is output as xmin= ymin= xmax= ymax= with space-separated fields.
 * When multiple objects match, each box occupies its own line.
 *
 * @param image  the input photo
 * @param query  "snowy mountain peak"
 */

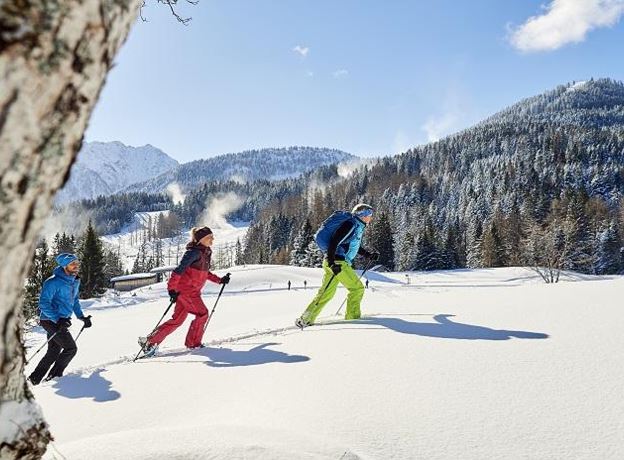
xmin=125 ymin=146 xmax=356 ymax=194
xmin=55 ymin=141 xmax=179 ymax=204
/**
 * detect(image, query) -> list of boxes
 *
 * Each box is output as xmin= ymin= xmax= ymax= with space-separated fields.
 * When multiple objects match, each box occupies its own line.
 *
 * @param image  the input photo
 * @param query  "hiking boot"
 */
xmin=43 ymin=373 xmax=60 ymax=383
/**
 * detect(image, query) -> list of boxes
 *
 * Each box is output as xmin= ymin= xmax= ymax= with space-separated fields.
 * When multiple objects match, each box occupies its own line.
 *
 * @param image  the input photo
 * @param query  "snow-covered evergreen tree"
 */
xmin=78 ymin=221 xmax=107 ymax=298
xmin=290 ymin=219 xmax=314 ymax=266
xmin=23 ymin=241 xmax=54 ymax=321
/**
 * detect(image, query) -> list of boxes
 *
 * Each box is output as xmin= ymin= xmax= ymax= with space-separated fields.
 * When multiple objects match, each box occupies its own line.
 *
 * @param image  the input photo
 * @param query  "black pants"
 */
xmin=29 ymin=319 xmax=77 ymax=384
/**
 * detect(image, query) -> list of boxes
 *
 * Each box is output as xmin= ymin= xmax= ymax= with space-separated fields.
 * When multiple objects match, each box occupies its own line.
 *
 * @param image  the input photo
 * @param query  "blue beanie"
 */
xmin=56 ymin=253 xmax=78 ymax=268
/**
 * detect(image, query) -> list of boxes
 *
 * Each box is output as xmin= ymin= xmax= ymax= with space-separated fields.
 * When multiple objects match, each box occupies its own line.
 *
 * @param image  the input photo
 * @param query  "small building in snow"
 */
xmin=110 ymin=273 xmax=158 ymax=292
xmin=370 ymin=264 xmax=390 ymax=272
xmin=150 ymin=265 xmax=176 ymax=282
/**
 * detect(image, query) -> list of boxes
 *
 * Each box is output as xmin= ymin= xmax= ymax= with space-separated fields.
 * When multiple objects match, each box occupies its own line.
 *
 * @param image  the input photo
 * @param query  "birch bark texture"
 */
xmin=0 ymin=1 xmax=141 ymax=458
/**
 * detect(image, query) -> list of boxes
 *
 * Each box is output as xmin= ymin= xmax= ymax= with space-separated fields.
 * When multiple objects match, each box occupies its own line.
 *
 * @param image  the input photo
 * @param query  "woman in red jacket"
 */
xmin=140 ymin=226 xmax=230 ymax=356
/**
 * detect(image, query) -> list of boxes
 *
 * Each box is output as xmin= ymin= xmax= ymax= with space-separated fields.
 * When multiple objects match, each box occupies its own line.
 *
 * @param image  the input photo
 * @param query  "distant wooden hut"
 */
xmin=110 ymin=273 xmax=158 ymax=292
xmin=150 ymin=265 xmax=176 ymax=282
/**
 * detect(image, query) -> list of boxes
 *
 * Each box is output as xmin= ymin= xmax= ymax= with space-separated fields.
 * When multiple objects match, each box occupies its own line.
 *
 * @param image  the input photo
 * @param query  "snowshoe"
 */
xmin=138 ymin=336 xmax=158 ymax=358
xmin=295 ymin=317 xmax=311 ymax=330
xmin=141 ymin=344 xmax=158 ymax=358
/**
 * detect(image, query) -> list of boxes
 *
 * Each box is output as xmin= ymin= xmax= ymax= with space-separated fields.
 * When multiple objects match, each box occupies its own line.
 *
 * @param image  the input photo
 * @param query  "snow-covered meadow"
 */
xmin=23 ymin=266 xmax=624 ymax=459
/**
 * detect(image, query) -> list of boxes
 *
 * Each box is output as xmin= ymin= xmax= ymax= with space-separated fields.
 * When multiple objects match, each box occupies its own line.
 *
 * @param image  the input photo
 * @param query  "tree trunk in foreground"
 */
xmin=0 ymin=1 xmax=141 ymax=458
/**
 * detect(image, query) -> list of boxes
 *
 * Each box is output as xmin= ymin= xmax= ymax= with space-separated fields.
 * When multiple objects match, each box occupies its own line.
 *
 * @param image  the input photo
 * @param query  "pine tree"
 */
xmin=396 ymin=231 xmax=415 ymax=271
xmin=52 ymin=232 xmax=76 ymax=256
xmin=132 ymin=242 xmax=149 ymax=273
xmin=466 ymin=221 xmax=483 ymax=268
xmin=102 ymin=249 xmax=125 ymax=283
xmin=481 ymin=220 xmax=505 ymax=267
xmin=304 ymin=240 xmax=324 ymax=268
xmin=78 ymin=220 xmax=107 ymax=298
xmin=290 ymin=219 xmax=314 ymax=266
xmin=154 ymin=239 xmax=164 ymax=268
xmin=413 ymin=222 xmax=440 ymax=270
xmin=368 ymin=211 xmax=395 ymax=269
xmin=23 ymin=240 xmax=54 ymax=321
xmin=595 ymin=221 xmax=621 ymax=274
xmin=235 ymin=238 xmax=244 ymax=266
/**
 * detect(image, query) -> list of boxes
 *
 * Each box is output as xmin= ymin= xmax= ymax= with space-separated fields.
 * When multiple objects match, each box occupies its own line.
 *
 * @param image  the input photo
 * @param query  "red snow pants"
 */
xmin=149 ymin=293 xmax=208 ymax=348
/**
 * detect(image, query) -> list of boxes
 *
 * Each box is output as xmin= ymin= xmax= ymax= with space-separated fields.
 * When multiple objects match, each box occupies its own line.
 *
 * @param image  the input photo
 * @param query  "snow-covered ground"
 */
xmin=101 ymin=212 xmax=248 ymax=271
xmin=24 ymin=266 xmax=624 ymax=459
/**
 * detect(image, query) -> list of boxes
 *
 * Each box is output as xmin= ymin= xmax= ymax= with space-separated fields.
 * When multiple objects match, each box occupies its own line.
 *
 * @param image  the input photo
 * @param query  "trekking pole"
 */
xmin=202 ymin=273 xmax=231 ymax=334
xmin=74 ymin=315 xmax=92 ymax=343
xmin=74 ymin=325 xmax=86 ymax=343
xmin=335 ymin=260 xmax=374 ymax=316
xmin=25 ymin=331 xmax=59 ymax=365
xmin=133 ymin=299 xmax=176 ymax=362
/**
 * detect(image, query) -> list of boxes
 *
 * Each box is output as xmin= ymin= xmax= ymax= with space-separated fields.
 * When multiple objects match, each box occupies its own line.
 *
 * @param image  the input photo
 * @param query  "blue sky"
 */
xmin=85 ymin=0 xmax=624 ymax=162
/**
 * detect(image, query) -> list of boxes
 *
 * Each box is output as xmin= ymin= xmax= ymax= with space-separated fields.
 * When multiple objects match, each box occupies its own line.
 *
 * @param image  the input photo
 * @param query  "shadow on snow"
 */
xmin=52 ymin=368 xmax=121 ymax=402
xmin=321 ymin=314 xmax=549 ymax=341
xmin=156 ymin=342 xmax=310 ymax=367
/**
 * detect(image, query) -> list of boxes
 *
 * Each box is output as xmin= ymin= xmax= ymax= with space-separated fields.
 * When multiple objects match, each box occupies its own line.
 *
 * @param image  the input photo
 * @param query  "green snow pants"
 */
xmin=300 ymin=259 xmax=365 ymax=324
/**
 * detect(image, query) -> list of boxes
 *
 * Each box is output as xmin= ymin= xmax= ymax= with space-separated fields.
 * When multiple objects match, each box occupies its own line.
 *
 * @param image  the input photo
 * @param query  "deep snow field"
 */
xmin=23 ymin=265 xmax=624 ymax=459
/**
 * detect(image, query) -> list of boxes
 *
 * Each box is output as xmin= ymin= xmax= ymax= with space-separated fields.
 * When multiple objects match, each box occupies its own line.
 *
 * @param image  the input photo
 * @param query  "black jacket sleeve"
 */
xmin=327 ymin=220 xmax=356 ymax=265
xmin=173 ymin=248 xmax=200 ymax=275
xmin=357 ymin=246 xmax=372 ymax=258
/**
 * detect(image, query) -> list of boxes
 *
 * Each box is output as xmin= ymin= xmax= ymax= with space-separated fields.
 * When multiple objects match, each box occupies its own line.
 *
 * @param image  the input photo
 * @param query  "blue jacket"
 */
xmin=328 ymin=216 xmax=367 ymax=264
xmin=39 ymin=266 xmax=84 ymax=322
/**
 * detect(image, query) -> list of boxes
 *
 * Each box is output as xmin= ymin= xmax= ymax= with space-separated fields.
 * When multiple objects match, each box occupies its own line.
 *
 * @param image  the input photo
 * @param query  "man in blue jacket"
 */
xmin=28 ymin=253 xmax=92 ymax=385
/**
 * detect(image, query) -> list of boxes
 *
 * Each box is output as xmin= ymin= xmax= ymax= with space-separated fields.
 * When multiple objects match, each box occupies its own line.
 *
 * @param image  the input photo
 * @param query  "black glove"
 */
xmin=168 ymin=290 xmax=179 ymax=302
xmin=57 ymin=317 xmax=72 ymax=329
xmin=368 ymin=251 xmax=380 ymax=262
xmin=79 ymin=315 xmax=92 ymax=328
xmin=330 ymin=263 xmax=342 ymax=276
xmin=220 ymin=273 xmax=231 ymax=285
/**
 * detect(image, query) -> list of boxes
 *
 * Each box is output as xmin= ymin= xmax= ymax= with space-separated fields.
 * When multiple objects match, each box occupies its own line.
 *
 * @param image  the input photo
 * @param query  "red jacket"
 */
xmin=168 ymin=242 xmax=221 ymax=293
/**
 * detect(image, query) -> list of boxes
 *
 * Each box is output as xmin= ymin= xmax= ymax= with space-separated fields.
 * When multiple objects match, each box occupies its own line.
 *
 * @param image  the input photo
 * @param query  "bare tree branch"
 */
xmin=158 ymin=0 xmax=197 ymax=25
xmin=140 ymin=1 xmax=148 ymax=22
xmin=140 ymin=1 xmax=198 ymax=25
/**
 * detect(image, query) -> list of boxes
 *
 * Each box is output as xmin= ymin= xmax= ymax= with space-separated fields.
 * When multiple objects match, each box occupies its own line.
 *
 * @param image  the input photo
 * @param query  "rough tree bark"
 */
xmin=0 ymin=1 xmax=141 ymax=458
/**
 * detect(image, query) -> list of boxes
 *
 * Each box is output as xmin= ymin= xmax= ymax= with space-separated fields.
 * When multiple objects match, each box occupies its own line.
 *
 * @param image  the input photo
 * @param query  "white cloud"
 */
xmin=393 ymin=131 xmax=413 ymax=155
xmin=292 ymin=45 xmax=309 ymax=58
xmin=306 ymin=70 xmax=314 ymax=78
xmin=510 ymin=0 xmax=624 ymax=52
xmin=419 ymin=84 xmax=473 ymax=144
xmin=337 ymin=158 xmax=377 ymax=178
xmin=332 ymin=69 xmax=349 ymax=79
xmin=422 ymin=112 xmax=460 ymax=143
xmin=198 ymin=192 xmax=244 ymax=230
xmin=166 ymin=182 xmax=186 ymax=205
xmin=42 ymin=206 xmax=93 ymax=243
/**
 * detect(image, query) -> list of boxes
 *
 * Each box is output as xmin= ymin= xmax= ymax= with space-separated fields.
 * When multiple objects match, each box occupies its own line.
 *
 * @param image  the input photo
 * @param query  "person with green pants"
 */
xmin=296 ymin=203 xmax=379 ymax=328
